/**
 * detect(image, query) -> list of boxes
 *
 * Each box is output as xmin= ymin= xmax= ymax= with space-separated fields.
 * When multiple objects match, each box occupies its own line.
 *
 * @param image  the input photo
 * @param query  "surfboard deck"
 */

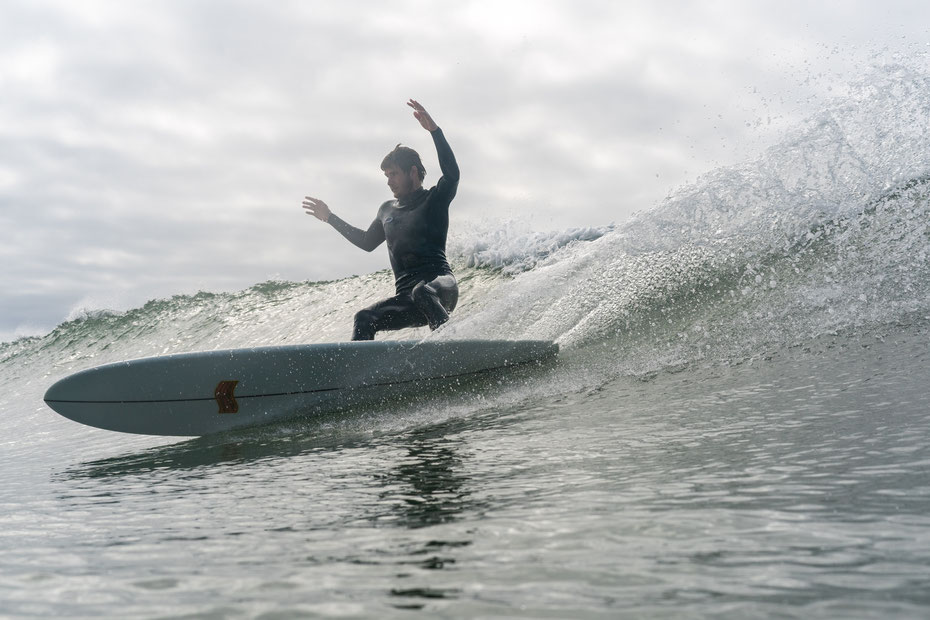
xmin=44 ymin=339 xmax=558 ymax=436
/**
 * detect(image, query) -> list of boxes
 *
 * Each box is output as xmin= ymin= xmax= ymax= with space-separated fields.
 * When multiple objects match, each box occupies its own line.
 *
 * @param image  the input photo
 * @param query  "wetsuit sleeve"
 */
xmin=431 ymin=128 xmax=459 ymax=201
xmin=328 ymin=213 xmax=385 ymax=252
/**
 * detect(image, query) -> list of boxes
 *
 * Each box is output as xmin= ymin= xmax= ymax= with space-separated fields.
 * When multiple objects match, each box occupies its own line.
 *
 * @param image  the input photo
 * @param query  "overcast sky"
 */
xmin=2 ymin=0 xmax=928 ymax=341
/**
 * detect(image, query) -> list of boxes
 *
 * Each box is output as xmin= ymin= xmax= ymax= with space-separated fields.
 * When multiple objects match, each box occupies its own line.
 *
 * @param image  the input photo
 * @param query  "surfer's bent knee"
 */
xmin=411 ymin=276 xmax=458 ymax=330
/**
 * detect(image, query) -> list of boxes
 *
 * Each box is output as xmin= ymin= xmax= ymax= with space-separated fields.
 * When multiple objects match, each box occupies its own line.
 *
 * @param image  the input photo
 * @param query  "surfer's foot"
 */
xmin=427 ymin=310 xmax=450 ymax=331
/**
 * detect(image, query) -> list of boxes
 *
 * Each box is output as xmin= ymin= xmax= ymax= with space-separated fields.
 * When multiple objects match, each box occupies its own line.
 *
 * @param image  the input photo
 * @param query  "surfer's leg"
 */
xmin=411 ymin=274 xmax=459 ymax=330
xmin=352 ymin=295 xmax=427 ymax=340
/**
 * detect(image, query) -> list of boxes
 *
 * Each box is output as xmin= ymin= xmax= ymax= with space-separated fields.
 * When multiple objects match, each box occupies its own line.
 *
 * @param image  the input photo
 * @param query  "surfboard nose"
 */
xmin=43 ymin=373 xmax=94 ymax=426
xmin=44 ymin=367 xmax=99 ymax=406
xmin=44 ymin=375 xmax=74 ymax=409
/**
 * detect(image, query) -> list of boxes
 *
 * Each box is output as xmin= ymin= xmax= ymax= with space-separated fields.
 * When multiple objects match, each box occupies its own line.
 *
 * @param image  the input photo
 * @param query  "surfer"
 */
xmin=302 ymin=100 xmax=460 ymax=340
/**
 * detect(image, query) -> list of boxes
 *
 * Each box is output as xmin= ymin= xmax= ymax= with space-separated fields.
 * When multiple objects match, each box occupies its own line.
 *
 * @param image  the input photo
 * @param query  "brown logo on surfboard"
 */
xmin=214 ymin=380 xmax=239 ymax=414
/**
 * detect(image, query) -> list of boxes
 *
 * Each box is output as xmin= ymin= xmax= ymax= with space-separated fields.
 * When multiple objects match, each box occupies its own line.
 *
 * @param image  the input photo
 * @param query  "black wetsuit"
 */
xmin=328 ymin=128 xmax=459 ymax=340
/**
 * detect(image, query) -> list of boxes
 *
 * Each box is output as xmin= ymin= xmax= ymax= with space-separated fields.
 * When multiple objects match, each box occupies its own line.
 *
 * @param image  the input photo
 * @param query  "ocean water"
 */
xmin=2 ymin=65 xmax=930 ymax=618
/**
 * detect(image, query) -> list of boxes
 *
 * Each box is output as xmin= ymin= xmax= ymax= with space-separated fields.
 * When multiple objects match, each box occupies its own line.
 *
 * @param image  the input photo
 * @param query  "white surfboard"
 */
xmin=44 ymin=339 xmax=558 ymax=436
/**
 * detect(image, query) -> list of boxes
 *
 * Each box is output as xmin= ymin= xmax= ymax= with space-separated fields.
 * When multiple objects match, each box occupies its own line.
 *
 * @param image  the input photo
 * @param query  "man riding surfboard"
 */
xmin=302 ymin=100 xmax=460 ymax=341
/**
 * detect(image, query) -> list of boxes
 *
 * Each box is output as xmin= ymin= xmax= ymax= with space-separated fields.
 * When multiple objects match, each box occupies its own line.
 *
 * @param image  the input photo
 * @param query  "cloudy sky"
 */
xmin=1 ymin=0 xmax=928 ymax=341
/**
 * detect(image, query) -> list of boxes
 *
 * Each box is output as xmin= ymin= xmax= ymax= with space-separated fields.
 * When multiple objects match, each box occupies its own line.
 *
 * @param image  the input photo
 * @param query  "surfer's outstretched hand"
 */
xmin=408 ymin=99 xmax=438 ymax=132
xmin=302 ymin=196 xmax=331 ymax=222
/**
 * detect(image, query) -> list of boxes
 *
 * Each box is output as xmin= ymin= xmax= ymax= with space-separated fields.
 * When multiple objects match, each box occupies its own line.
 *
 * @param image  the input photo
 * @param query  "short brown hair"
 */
xmin=381 ymin=144 xmax=425 ymax=181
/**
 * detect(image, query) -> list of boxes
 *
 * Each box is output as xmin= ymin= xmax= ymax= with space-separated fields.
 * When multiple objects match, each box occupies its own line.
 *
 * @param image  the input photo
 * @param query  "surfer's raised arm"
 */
xmin=408 ymin=99 xmax=459 ymax=199
xmin=301 ymin=196 xmax=385 ymax=252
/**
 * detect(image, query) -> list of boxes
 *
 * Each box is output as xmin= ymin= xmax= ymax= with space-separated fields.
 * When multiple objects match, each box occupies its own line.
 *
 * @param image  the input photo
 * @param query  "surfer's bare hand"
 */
xmin=302 ymin=196 xmax=331 ymax=222
xmin=408 ymin=99 xmax=438 ymax=132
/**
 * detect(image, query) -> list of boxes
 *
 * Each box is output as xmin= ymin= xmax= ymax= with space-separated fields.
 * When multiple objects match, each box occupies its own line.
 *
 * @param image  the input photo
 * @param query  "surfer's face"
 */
xmin=384 ymin=164 xmax=420 ymax=199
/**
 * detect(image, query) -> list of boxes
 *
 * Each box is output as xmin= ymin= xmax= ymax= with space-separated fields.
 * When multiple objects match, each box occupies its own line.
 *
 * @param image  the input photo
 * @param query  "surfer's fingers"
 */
xmin=302 ymin=197 xmax=328 ymax=209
